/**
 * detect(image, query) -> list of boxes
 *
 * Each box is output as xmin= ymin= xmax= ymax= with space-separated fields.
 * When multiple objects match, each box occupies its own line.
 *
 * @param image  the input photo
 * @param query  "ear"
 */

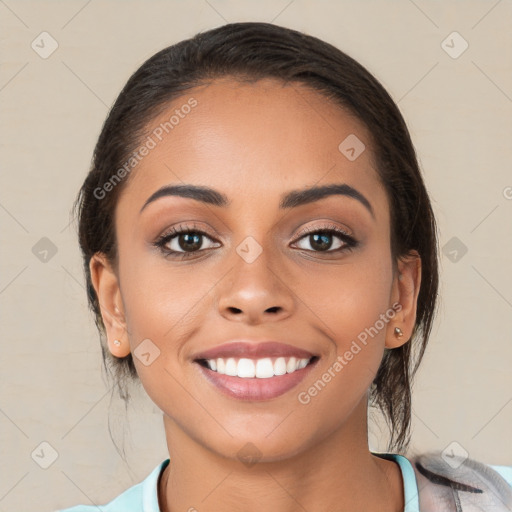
xmin=89 ymin=253 xmax=130 ymax=358
xmin=385 ymin=250 xmax=422 ymax=349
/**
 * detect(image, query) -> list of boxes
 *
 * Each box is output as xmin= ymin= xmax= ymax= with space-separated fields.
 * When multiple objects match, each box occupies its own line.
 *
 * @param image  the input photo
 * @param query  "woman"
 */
xmin=58 ymin=21 xmax=512 ymax=512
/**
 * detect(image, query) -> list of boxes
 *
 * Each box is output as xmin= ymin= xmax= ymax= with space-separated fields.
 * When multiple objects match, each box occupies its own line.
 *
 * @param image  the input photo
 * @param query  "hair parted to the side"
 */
xmin=73 ymin=21 xmax=439 ymax=454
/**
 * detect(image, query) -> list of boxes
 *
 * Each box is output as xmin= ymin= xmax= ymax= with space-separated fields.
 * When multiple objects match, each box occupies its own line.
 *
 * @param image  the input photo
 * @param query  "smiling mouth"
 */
xmin=195 ymin=355 xmax=320 ymax=379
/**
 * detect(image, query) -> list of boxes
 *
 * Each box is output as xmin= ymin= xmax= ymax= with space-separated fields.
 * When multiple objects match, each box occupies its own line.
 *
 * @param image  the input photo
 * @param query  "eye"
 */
xmin=292 ymin=223 xmax=358 ymax=253
xmin=153 ymin=222 xmax=358 ymax=260
xmin=154 ymin=223 xmax=221 ymax=259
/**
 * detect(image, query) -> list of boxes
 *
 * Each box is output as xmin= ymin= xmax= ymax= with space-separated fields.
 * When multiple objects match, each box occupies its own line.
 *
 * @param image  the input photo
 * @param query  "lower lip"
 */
xmin=195 ymin=359 xmax=318 ymax=401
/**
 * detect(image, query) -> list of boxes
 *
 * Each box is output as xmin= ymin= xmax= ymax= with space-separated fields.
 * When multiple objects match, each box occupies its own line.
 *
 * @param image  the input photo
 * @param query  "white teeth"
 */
xmin=237 ymin=358 xmax=255 ymax=378
xmin=286 ymin=357 xmax=297 ymax=373
xmin=204 ymin=356 xmax=312 ymax=378
xmin=255 ymin=358 xmax=274 ymax=378
xmin=225 ymin=358 xmax=238 ymax=376
xmin=274 ymin=357 xmax=287 ymax=376
xmin=297 ymin=358 xmax=309 ymax=369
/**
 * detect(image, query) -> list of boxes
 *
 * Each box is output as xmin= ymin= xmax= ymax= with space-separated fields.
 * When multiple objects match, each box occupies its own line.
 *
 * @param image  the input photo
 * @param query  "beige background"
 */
xmin=1 ymin=1 xmax=511 ymax=510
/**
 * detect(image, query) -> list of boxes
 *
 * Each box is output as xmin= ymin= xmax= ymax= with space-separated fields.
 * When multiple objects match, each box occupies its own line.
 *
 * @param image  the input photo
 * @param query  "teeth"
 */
xmin=286 ymin=357 xmax=297 ymax=373
xmin=274 ymin=357 xmax=287 ymax=376
xmin=297 ymin=358 xmax=308 ymax=369
xmin=238 ymin=358 xmax=256 ymax=378
xmin=255 ymin=358 xmax=274 ymax=378
xmin=225 ymin=358 xmax=238 ymax=376
xmin=204 ymin=356 xmax=312 ymax=378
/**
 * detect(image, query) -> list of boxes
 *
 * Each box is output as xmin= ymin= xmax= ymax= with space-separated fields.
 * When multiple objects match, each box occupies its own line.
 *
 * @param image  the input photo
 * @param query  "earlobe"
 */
xmin=89 ymin=253 xmax=131 ymax=358
xmin=385 ymin=251 xmax=422 ymax=349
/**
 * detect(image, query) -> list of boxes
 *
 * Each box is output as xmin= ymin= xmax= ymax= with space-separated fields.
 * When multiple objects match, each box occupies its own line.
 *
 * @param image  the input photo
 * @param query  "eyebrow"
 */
xmin=139 ymin=183 xmax=374 ymax=217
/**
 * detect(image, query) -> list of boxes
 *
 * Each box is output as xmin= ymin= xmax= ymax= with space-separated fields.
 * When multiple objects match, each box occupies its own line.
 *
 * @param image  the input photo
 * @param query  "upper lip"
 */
xmin=192 ymin=341 xmax=317 ymax=361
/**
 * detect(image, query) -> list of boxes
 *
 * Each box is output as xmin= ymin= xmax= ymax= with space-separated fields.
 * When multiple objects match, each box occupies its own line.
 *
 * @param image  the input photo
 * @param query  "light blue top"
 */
xmin=56 ymin=453 xmax=512 ymax=512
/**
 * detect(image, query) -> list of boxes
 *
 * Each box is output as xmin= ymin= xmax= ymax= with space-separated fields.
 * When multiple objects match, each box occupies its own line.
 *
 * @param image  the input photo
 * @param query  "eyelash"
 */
xmin=153 ymin=222 xmax=358 ymax=260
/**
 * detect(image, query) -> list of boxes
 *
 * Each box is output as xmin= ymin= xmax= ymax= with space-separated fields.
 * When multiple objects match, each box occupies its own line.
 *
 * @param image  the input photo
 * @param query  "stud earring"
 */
xmin=113 ymin=339 xmax=121 ymax=346
xmin=394 ymin=327 xmax=403 ymax=338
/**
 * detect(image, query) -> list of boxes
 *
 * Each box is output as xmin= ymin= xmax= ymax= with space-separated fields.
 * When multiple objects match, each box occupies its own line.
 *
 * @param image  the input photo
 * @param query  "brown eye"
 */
xmin=174 ymin=232 xmax=203 ymax=252
xmin=292 ymin=226 xmax=357 ymax=253
xmin=311 ymin=232 xmax=335 ymax=251
xmin=161 ymin=231 xmax=219 ymax=254
xmin=154 ymin=224 xmax=221 ymax=258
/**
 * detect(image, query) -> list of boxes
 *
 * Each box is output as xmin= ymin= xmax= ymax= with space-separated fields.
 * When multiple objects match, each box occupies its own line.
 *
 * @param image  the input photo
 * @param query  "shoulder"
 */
xmin=490 ymin=464 xmax=512 ymax=488
xmin=55 ymin=459 xmax=169 ymax=512
xmin=56 ymin=483 xmax=143 ymax=512
xmin=409 ymin=451 xmax=512 ymax=511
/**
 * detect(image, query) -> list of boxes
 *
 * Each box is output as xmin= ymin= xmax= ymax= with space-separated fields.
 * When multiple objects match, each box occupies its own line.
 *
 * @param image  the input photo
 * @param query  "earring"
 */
xmin=394 ymin=327 xmax=403 ymax=338
xmin=113 ymin=339 xmax=121 ymax=346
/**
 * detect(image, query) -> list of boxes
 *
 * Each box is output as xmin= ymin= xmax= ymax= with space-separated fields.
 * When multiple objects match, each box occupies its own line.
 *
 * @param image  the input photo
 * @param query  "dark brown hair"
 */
xmin=74 ymin=21 xmax=439 ymax=454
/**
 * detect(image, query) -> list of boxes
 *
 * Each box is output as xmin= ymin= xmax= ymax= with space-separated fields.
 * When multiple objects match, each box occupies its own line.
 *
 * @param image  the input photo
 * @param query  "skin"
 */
xmin=90 ymin=77 xmax=421 ymax=512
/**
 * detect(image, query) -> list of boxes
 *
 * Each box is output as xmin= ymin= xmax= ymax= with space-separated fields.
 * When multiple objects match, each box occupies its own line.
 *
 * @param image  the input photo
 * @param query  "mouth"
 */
xmin=191 ymin=340 xmax=320 ymax=401
xmin=195 ymin=355 xmax=320 ymax=378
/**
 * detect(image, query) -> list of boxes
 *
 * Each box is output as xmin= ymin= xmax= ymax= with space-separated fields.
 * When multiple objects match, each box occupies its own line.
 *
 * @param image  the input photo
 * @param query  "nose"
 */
xmin=217 ymin=245 xmax=295 ymax=325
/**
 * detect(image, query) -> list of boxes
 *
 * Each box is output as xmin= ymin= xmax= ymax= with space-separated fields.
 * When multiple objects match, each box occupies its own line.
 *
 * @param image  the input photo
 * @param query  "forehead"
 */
xmin=117 ymin=77 xmax=387 ymax=218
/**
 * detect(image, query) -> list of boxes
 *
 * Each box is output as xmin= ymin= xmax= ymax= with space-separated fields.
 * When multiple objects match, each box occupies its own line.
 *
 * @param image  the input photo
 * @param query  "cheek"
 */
xmin=299 ymin=248 xmax=394 ymax=385
xmin=118 ymin=250 xmax=221 ymax=373
xmin=302 ymin=251 xmax=394 ymax=342
xmin=293 ymin=260 xmax=394 ymax=424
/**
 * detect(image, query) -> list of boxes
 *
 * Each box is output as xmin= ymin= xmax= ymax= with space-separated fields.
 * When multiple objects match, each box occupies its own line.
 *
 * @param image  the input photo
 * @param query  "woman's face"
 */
xmin=91 ymin=77 xmax=420 ymax=462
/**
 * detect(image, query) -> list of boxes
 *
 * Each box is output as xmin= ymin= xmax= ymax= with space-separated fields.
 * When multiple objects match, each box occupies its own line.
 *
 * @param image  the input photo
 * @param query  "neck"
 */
xmin=158 ymin=398 xmax=404 ymax=512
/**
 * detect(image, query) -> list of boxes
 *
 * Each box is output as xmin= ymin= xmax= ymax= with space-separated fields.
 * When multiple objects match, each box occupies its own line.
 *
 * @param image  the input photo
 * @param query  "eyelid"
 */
xmin=157 ymin=222 xmax=213 ymax=240
xmin=290 ymin=222 xmax=358 ymax=252
xmin=156 ymin=221 xmax=353 ymax=244
xmin=153 ymin=223 xmax=219 ymax=252
xmin=293 ymin=221 xmax=354 ymax=240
